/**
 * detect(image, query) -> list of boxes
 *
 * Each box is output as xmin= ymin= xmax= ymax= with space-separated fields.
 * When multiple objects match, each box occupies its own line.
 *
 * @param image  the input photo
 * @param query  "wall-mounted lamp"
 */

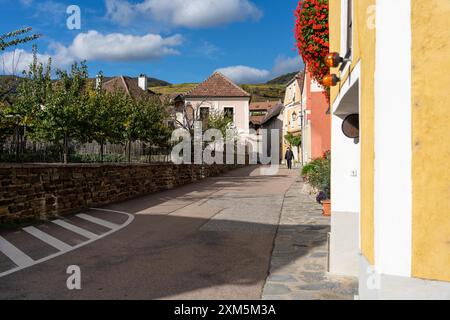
xmin=322 ymin=74 xmax=340 ymax=87
xmin=325 ymin=52 xmax=351 ymax=68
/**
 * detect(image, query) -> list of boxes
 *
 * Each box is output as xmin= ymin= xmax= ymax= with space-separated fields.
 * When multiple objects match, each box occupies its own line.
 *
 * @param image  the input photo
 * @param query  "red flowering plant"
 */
xmin=295 ymin=0 xmax=330 ymax=101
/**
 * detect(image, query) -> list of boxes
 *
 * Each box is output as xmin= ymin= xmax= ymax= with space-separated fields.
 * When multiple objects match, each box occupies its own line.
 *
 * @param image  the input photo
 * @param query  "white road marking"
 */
xmin=23 ymin=226 xmax=72 ymax=252
xmin=52 ymin=219 xmax=99 ymax=240
xmin=0 ymin=208 xmax=134 ymax=279
xmin=0 ymin=236 xmax=34 ymax=268
xmin=76 ymin=213 xmax=119 ymax=230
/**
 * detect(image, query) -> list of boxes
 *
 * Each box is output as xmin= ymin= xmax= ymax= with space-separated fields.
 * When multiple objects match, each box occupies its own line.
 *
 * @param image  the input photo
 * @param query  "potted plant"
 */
xmin=305 ymin=151 xmax=331 ymax=216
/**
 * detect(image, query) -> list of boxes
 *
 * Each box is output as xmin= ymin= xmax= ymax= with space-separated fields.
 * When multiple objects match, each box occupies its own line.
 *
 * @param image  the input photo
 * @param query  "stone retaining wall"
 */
xmin=0 ymin=163 xmax=244 ymax=224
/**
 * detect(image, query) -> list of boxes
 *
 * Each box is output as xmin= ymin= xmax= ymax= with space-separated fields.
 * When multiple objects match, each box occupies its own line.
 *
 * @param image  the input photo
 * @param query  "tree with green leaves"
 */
xmin=0 ymin=27 xmax=41 ymax=51
xmin=123 ymin=95 xmax=170 ymax=162
xmin=284 ymin=132 xmax=302 ymax=148
xmin=14 ymin=45 xmax=53 ymax=128
xmin=82 ymin=80 xmax=128 ymax=162
xmin=33 ymin=61 xmax=89 ymax=164
xmin=0 ymin=106 xmax=15 ymax=145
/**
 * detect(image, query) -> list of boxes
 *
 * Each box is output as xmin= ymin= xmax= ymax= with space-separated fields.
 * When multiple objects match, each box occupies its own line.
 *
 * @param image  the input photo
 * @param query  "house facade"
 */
xmin=329 ymin=0 xmax=450 ymax=299
xmin=301 ymin=69 xmax=331 ymax=163
xmin=282 ymin=73 xmax=304 ymax=164
xmin=183 ymin=72 xmax=251 ymax=134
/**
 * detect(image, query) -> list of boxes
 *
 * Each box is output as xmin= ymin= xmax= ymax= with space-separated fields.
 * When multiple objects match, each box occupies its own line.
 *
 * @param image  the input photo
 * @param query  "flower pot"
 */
xmin=321 ymin=200 xmax=331 ymax=216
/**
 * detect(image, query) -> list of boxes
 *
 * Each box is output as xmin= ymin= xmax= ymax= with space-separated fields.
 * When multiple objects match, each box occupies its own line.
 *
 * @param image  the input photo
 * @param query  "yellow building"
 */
xmin=329 ymin=0 xmax=450 ymax=299
xmin=282 ymin=73 xmax=304 ymax=164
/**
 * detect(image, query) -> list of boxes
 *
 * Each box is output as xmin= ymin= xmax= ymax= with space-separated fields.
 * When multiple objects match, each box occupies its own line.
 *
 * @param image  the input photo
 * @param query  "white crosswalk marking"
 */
xmin=76 ymin=213 xmax=119 ymax=230
xmin=23 ymin=226 xmax=72 ymax=252
xmin=52 ymin=219 xmax=99 ymax=240
xmin=0 ymin=208 xmax=134 ymax=279
xmin=0 ymin=236 xmax=34 ymax=267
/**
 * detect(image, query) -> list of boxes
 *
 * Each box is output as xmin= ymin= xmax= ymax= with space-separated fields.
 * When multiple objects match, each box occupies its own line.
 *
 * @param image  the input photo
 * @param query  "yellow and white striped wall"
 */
xmin=329 ymin=0 xmax=450 ymax=299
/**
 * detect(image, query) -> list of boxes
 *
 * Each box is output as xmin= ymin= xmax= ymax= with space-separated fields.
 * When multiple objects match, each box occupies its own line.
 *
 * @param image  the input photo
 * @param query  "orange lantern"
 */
xmin=325 ymin=52 xmax=343 ymax=68
xmin=323 ymin=74 xmax=340 ymax=87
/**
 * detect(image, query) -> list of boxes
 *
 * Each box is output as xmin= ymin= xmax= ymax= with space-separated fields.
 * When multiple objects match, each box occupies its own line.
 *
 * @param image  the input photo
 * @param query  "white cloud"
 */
xmin=105 ymin=0 xmax=136 ymax=26
xmin=0 ymin=49 xmax=52 ymax=75
xmin=58 ymin=30 xmax=183 ymax=61
xmin=216 ymin=56 xmax=304 ymax=84
xmin=105 ymin=0 xmax=262 ymax=28
xmin=0 ymin=30 xmax=183 ymax=75
xmin=272 ymin=56 xmax=303 ymax=77
xmin=215 ymin=65 xmax=270 ymax=84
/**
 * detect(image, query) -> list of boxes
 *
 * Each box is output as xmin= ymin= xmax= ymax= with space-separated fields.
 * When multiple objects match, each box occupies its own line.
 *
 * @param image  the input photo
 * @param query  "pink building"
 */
xmin=301 ymin=69 xmax=331 ymax=162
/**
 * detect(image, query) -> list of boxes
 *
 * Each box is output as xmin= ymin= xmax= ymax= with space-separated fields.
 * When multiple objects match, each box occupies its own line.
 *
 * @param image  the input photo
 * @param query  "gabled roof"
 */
xmin=185 ymin=72 xmax=251 ymax=98
xmin=249 ymin=101 xmax=281 ymax=112
xmin=250 ymin=115 xmax=266 ymax=126
xmin=262 ymin=102 xmax=284 ymax=125
xmin=103 ymin=76 xmax=155 ymax=100
xmin=286 ymin=70 xmax=305 ymax=90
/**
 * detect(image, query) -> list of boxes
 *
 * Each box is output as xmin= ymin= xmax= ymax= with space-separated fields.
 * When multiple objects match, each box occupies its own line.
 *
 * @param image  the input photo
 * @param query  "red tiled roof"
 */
xmin=185 ymin=72 xmax=251 ymax=98
xmin=250 ymin=115 xmax=265 ymax=125
xmin=261 ymin=103 xmax=284 ymax=125
xmin=249 ymin=101 xmax=280 ymax=112
xmin=103 ymin=76 xmax=155 ymax=100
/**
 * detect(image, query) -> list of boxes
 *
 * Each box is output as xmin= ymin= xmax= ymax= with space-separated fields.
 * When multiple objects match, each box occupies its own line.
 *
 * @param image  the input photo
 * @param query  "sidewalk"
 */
xmin=262 ymin=175 xmax=358 ymax=300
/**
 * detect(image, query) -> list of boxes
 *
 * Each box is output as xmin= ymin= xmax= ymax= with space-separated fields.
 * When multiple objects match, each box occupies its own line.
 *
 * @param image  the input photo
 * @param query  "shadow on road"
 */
xmin=0 ymin=165 xmax=329 ymax=300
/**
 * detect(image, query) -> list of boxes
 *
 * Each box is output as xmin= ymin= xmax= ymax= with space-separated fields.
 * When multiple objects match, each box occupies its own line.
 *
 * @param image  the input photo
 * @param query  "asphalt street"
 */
xmin=0 ymin=166 xmax=299 ymax=300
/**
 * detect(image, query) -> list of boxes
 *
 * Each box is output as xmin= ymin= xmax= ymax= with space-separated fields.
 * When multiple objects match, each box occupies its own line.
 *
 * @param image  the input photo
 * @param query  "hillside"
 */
xmin=149 ymin=83 xmax=198 ymax=96
xmin=150 ymin=83 xmax=285 ymax=102
xmin=266 ymin=71 xmax=300 ymax=85
xmin=147 ymin=77 xmax=171 ymax=87
xmin=241 ymin=84 xmax=285 ymax=102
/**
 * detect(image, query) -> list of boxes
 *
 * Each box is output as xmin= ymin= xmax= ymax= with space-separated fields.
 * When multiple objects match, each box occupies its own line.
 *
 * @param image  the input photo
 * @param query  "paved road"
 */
xmin=0 ymin=166 xmax=299 ymax=300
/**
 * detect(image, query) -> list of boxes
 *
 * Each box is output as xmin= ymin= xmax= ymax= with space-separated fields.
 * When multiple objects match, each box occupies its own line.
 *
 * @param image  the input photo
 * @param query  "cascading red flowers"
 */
xmin=295 ymin=0 xmax=330 ymax=100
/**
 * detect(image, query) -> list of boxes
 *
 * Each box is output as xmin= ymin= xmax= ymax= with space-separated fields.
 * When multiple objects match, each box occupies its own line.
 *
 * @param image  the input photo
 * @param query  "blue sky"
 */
xmin=0 ymin=0 xmax=304 ymax=84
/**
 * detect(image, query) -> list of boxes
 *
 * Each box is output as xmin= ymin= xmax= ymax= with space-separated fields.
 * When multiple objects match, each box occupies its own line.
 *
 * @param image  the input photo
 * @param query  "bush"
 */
xmin=301 ymin=163 xmax=314 ymax=178
xmin=302 ymin=151 xmax=331 ymax=201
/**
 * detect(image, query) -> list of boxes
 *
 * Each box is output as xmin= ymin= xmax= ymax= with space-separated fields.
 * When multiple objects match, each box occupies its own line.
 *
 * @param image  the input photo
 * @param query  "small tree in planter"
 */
xmin=303 ymin=151 xmax=331 ymax=215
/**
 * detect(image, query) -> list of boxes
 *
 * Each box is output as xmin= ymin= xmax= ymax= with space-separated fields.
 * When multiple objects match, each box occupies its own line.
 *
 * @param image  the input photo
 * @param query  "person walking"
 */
xmin=285 ymin=147 xmax=294 ymax=170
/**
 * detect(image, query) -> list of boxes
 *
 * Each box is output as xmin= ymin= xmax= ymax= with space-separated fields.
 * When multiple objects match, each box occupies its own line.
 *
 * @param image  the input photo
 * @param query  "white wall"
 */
xmin=185 ymin=97 xmax=250 ymax=134
xmin=331 ymin=115 xmax=360 ymax=213
xmin=374 ymin=0 xmax=412 ymax=277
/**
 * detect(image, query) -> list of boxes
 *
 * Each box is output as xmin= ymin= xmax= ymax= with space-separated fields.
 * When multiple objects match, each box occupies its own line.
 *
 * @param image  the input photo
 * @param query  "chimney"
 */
xmin=138 ymin=74 xmax=148 ymax=91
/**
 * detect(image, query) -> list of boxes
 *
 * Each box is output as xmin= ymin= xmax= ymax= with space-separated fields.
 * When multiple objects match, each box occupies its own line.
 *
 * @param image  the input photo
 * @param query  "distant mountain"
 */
xmin=241 ymin=84 xmax=285 ymax=102
xmin=266 ymin=72 xmax=300 ymax=85
xmin=147 ymin=77 xmax=171 ymax=87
